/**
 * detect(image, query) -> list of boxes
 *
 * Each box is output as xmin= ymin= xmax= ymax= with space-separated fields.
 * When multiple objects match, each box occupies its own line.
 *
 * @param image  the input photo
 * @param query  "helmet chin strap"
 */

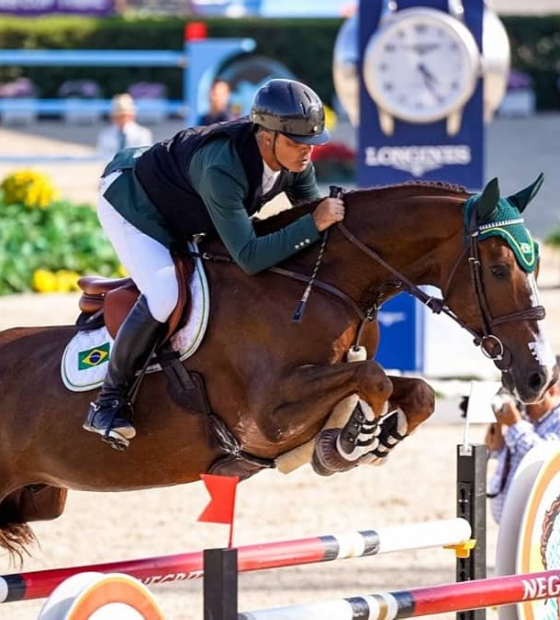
xmin=271 ymin=131 xmax=289 ymax=172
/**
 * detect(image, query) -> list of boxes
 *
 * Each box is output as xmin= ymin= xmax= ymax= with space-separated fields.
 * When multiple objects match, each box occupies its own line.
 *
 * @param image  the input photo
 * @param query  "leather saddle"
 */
xmin=77 ymin=254 xmax=193 ymax=341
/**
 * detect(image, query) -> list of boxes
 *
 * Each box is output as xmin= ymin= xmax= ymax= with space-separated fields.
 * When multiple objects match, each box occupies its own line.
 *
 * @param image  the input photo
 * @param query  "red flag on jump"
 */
xmin=198 ymin=474 xmax=239 ymax=547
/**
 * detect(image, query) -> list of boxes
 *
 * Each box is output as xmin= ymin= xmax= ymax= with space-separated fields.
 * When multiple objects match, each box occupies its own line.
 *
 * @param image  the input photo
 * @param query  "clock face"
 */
xmin=363 ymin=8 xmax=480 ymax=124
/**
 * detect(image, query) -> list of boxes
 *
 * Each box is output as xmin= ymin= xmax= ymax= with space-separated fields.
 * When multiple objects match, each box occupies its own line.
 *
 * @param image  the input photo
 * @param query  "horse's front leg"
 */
xmin=263 ymin=360 xmax=392 ymax=476
xmin=361 ymin=375 xmax=435 ymax=466
xmin=260 ymin=359 xmax=392 ymax=443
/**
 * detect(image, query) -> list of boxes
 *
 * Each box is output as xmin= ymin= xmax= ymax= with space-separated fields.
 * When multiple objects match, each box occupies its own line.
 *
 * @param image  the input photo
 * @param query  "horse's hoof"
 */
xmin=311 ymin=429 xmax=357 ymax=476
xmin=361 ymin=408 xmax=408 ymax=466
xmin=311 ymin=451 xmax=336 ymax=477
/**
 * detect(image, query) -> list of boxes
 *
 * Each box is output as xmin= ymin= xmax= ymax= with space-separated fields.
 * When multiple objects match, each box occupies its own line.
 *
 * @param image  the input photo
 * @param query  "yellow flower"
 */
xmin=324 ymin=104 xmax=338 ymax=132
xmin=32 ymin=269 xmax=58 ymax=293
xmin=55 ymin=270 xmax=80 ymax=292
xmin=117 ymin=264 xmax=128 ymax=278
xmin=1 ymin=169 xmax=59 ymax=209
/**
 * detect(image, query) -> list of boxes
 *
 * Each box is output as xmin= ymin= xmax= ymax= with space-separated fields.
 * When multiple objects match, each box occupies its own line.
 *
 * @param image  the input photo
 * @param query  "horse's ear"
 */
xmin=477 ymin=177 xmax=500 ymax=223
xmin=507 ymin=173 xmax=544 ymax=212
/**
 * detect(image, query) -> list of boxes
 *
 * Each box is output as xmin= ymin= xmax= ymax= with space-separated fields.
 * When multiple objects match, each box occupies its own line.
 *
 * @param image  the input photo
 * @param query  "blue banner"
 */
xmin=191 ymin=0 xmax=262 ymax=16
xmin=0 ymin=0 xmax=114 ymax=15
xmin=376 ymin=294 xmax=424 ymax=372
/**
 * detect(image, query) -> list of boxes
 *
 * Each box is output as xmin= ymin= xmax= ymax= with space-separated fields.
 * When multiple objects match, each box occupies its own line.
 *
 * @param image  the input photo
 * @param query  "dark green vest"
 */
xmin=133 ymin=118 xmax=294 ymax=239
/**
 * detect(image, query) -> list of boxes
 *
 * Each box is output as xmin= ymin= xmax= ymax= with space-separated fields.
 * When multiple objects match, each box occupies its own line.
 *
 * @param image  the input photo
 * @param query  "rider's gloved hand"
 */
xmin=313 ymin=197 xmax=345 ymax=232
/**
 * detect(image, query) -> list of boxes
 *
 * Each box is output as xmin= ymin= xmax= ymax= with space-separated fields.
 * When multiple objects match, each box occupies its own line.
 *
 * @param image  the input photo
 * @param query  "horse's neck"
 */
xmin=322 ymin=192 xmax=465 ymax=304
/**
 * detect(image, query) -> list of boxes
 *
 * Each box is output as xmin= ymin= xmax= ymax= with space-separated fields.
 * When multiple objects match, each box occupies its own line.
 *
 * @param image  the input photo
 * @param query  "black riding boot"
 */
xmin=83 ymin=295 xmax=162 ymax=450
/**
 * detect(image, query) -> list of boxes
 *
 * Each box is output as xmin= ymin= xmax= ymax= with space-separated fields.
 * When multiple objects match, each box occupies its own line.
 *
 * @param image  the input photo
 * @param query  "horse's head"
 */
xmin=446 ymin=174 xmax=557 ymax=403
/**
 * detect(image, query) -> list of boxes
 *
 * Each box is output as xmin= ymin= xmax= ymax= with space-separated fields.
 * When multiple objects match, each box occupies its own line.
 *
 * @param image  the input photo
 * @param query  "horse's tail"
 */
xmin=0 ymin=485 xmax=68 ymax=566
xmin=0 ymin=492 xmax=35 ymax=567
xmin=0 ymin=519 xmax=35 ymax=566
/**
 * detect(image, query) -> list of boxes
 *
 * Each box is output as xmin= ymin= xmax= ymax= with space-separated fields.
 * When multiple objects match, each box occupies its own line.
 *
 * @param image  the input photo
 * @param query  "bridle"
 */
xmin=330 ymin=187 xmax=546 ymax=373
xmin=439 ymin=206 xmax=545 ymax=370
xmin=335 ymin=219 xmax=544 ymax=373
xmin=192 ymin=187 xmax=545 ymax=374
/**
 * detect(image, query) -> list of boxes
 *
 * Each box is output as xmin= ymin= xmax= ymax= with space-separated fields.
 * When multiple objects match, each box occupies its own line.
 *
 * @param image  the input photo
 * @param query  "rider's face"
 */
xmin=274 ymin=133 xmax=314 ymax=172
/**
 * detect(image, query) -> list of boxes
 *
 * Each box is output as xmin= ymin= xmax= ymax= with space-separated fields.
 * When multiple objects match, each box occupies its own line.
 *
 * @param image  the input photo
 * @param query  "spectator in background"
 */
xmin=198 ymin=79 xmax=235 ymax=125
xmin=486 ymin=381 xmax=560 ymax=523
xmin=96 ymin=94 xmax=153 ymax=161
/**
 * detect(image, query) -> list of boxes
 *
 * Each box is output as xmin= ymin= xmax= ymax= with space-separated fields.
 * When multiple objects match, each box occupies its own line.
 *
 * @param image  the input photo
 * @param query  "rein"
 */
xmin=190 ymin=249 xmax=365 ymax=321
xmin=334 ymin=189 xmax=545 ymax=372
xmin=192 ymin=186 xmax=545 ymax=372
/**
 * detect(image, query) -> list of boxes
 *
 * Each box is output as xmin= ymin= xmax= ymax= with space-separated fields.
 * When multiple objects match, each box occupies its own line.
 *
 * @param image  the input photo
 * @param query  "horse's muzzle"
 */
xmin=511 ymin=364 xmax=557 ymax=404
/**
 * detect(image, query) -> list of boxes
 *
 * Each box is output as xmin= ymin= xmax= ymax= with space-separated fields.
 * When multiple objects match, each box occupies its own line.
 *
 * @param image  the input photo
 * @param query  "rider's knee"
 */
xmin=144 ymin=268 xmax=179 ymax=322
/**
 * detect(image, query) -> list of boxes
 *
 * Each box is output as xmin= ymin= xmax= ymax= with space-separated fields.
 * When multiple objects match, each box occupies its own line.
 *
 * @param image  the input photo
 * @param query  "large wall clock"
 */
xmin=363 ymin=0 xmax=481 ymax=136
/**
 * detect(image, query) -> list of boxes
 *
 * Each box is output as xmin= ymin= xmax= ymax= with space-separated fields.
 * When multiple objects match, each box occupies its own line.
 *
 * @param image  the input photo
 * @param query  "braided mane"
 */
xmin=363 ymin=179 xmax=467 ymax=195
xmin=254 ymin=180 xmax=468 ymax=235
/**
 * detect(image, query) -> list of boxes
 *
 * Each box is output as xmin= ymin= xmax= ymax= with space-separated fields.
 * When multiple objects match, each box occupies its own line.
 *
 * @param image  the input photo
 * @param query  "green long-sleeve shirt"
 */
xmin=103 ymin=138 xmax=322 ymax=275
xmin=187 ymin=136 xmax=321 ymax=274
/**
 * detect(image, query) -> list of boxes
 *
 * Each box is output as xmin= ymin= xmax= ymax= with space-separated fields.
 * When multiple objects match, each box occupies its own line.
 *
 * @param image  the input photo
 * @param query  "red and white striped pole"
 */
xmin=0 ymin=518 xmax=470 ymax=604
xmin=239 ymin=568 xmax=560 ymax=619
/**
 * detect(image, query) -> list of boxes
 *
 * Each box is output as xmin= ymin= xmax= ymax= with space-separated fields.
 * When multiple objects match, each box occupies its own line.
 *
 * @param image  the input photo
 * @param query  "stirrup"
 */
xmin=82 ymin=420 xmax=133 ymax=451
xmin=83 ymin=400 xmax=136 ymax=451
xmin=101 ymin=430 xmax=130 ymax=452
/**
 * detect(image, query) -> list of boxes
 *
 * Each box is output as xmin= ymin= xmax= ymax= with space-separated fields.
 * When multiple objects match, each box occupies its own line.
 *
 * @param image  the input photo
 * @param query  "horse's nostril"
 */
xmin=528 ymin=370 xmax=547 ymax=392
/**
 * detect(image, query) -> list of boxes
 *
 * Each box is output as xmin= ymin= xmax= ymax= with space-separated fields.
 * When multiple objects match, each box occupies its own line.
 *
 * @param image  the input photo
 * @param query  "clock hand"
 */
xmin=417 ymin=63 xmax=443 ymax=102
xmin=418 ymin=62 xmax=439 ymax=85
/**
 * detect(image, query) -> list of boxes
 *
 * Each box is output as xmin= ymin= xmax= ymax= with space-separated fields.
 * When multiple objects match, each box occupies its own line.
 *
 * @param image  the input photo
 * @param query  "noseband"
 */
xmin=334 ymin=193 xmax=545 ymax=373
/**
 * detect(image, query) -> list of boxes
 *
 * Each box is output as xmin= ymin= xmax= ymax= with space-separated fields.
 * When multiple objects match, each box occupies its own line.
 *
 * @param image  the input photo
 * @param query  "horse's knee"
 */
xmin=391 ymin=379 xmax=435 ymax=430
xmin=355 ymin=361 xmax=393 ymax=408
xmin=408 ymin=380 xmax=435 ymax=417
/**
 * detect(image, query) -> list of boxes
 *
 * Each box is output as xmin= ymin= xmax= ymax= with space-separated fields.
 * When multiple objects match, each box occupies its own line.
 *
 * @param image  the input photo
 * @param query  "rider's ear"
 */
xmin=477 ymin=177 xmax=500 ymax=223
xmin=507 ymin=173 xmax=545 ymax=213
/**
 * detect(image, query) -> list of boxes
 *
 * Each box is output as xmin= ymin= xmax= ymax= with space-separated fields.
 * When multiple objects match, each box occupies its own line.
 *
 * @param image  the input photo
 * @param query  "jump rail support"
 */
xmin=456 ymin=443 xmax=487 ymax=620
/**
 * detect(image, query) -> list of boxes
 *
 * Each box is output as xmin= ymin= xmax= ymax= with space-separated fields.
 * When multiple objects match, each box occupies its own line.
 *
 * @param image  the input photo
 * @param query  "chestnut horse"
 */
xmin=0 ymin=177 xmax=555 ymax=561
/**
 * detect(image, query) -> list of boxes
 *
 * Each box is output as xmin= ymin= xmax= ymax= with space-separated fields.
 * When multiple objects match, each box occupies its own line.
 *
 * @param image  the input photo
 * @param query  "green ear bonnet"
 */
xmin=463 ymin=179 xmax=540 ymax=273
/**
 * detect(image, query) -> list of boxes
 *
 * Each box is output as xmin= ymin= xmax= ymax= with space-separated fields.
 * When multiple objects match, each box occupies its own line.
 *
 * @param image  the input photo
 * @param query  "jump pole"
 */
xmin=0 ymin=518 xmax=471 ymax=604
xmin=237 ymin=568 xmax=560 ymax=619
xmin=204 ymin=444 xmax=488 ymax=620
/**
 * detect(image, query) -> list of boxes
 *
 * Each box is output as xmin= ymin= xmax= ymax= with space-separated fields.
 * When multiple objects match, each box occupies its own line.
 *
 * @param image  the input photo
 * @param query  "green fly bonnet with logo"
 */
xmin=463 ymin=174 xmax=543 ymax=273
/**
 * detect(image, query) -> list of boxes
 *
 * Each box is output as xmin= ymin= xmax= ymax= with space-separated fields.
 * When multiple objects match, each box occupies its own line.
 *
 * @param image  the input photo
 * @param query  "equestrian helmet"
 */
xmin=250 ymin=79 xmax=330 ymax=145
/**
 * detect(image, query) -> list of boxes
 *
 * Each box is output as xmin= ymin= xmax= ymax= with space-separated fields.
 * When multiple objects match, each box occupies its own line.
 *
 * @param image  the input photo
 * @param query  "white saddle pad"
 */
xmin=61 ymin=250 xmax=210 ymax=392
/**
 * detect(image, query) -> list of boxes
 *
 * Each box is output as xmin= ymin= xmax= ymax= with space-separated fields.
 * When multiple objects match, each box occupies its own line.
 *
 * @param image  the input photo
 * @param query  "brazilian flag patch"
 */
xmin=78 ymin=342 xmax=110 ymax=370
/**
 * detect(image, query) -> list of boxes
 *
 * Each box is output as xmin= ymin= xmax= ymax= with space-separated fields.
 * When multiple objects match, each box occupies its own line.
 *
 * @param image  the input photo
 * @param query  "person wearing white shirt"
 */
xmin=96 ymin=94 xmax=153 ymax=162
xmin=486 ymin=381 xmax=560 ymax=523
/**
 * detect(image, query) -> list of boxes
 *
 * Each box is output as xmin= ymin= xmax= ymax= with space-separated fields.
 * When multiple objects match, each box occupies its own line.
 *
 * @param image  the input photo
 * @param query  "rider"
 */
xmin=83 ymin=78 xmax=346 ymax=449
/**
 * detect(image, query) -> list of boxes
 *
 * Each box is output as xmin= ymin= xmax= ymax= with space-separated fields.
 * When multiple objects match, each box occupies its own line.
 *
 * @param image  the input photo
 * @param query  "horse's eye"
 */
xmin=490 ymin=265 xmax=507 ymax=279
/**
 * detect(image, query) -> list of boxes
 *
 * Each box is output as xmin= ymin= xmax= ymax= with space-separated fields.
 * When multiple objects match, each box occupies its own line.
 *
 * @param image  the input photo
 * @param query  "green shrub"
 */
xmin=0 ymin=15 xmax=558 ymax=109
xmin=546 ymin=223 xmax=560 ymax=248
xmin=502 ymin=15 xmax=560 ymax=110
xmin=0 ymin=199 xmax=121 ymax=294
xmin=0 ymin=16 xmax=342 ymax=104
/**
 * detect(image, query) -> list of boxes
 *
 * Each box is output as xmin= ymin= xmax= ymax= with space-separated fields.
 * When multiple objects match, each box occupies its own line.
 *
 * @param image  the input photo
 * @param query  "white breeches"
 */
xmin=98 ymin=171 xmax=179 ymax=323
